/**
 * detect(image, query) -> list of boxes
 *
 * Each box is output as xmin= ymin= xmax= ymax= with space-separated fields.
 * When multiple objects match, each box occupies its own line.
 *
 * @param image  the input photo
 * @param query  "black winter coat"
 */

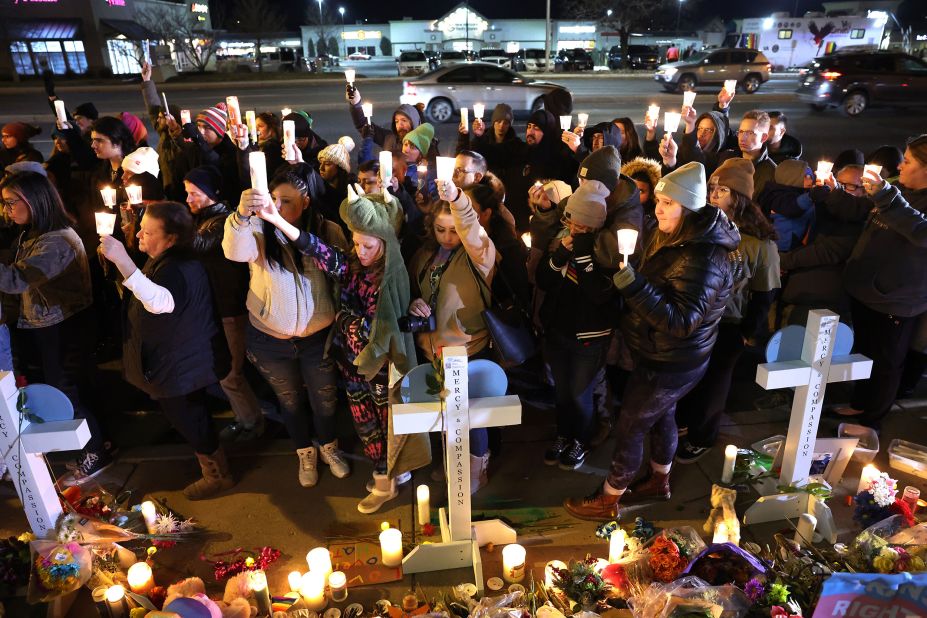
xmin=192 ymin=203 xmax=250 ymax=318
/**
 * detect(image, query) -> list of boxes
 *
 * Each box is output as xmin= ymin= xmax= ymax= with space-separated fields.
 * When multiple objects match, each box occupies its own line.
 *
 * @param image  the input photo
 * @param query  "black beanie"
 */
xmin=528 ymin=109 xmax=556 ymax=135
xmin=184 ymin=165 xmax=222 ymax=202
xmin=833 ymin=148 xmax=865 ymax=171
xmin=75 ymin=102 xmax=98 ymax=120
xmin=283 ymin=112 xmax=311 ymax=139
xmin=542 ymin=89 xmax=573 ymax=117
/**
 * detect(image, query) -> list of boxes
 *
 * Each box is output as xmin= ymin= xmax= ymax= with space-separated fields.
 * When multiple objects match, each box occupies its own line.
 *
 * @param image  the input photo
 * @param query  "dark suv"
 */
xmin=554 ymin=48 xmax=594 ymax=72
xmin=608 ymin=45 xmax=660 ymax=70
xmin=796 ymin=51 xmax=927 ymax=116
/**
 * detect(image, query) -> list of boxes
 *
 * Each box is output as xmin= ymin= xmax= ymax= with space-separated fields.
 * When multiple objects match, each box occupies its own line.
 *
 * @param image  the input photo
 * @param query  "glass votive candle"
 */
xmin=329 ymin=571 xmax=348 ymax=602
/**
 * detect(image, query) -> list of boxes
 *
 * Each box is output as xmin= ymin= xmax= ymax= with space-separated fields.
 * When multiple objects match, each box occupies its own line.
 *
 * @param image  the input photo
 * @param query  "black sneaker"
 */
xmin=559 ymin=439 xmax=588 ymax=470
xmin=675 ymin=439 xmax=712 ymax=464
xmin=65 ymin=448 xmax=115 ymax=484
xmin=219 ymin=421 xmax=265 ymax=443
xmin=544 ymin=436 xmax=570 ymax=465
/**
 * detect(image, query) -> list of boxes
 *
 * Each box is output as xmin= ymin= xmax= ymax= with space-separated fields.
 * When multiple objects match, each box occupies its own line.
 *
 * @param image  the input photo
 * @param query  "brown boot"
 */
xmin=625 ymin=469 xmax=671 ymax=502
xmin=183 ymin=448 xmax=234 ymax=500
xmin=563 ymin=488 xmax=621 ymax=521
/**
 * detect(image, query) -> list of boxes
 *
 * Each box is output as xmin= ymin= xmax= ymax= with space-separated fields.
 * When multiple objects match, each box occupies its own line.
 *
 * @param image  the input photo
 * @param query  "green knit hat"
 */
xmin=340 ymin=185 xmax=401 ymax=243
xmin=402 ymin=122 xmax=434 ymax=155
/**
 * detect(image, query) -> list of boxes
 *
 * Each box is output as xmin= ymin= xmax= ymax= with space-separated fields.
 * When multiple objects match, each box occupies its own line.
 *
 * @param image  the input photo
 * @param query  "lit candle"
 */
xmin=794 ymin=513 xmax=817 ymax=547
xmin=647 ymin=104 xmax=660 ymax=124
xmin=379 ymin=150 xmax=393 ymax=194
xmin=127 ymin=562 xmax=154 ymax=595
xmin=306 ymin=547 xmax=332 ymax=582
xmin=617 ymin=228 xmax=638 ymax=267
xmin=300 ymin=572 xmax=327 ymax=611
xmin=180 ymin=109 xmax=192 ymax=125
xmin=245 ymin=110 xmax=257 ymax=144
xmin=682 ymin=90 xmax=697 ymax=108
xmin=281 ymin=107 xmax=292 ymax=118
xmin=559 ymin=115 xmax=572 ymax=131
xmin=125 ymin=184 xmax=143 ymax=205
xmin=436 ymin=156 xmax=455 ymax=182
xmin=864 ymin=163 xmax=883 ymax=179
xmin=521 ymin=232 xmax=531 ymax=248
xmin=226 ymin=96 xmax=241 ymax=125
xmin=663 ymin=111 xmax=681 ymax=134
xmin=105 ymin=585 xmax=128 ymax=618
xmin=460 ymin=107 xmax=469 ymax=129
xmin=139 ymin=500 xmax=158 ymax=534
xmin=249 ymin=151 xmax=268 ymax=193
xmin=473 ymin=103 xmax=485 ymax=119
xmin=416 ymin=485 xmax=430 ymax=527
xmin=577 ymin=112 xmax=589 ymax=128
xmin=54 ymin=100 xmax=67 ymax=125
xmin=379 ymin=527 xmax=403 ymax=567
xmin=287 ymin=570 xmax=302 ymax=594
xmin=712 ymin=521 xmax=730 ymax=544
xmin=100 ymin=186 xmax=117 ymax=209
xmin=248 ymin=570 xmax=273 ymax=617
xmin=501 ymin=543 xmax=526 ymax=583
xmin=92 ymin=586 xmax=109 ymax=618
xmin=902 ymin=486 xmax=921 ymax=511
xmin=329 ymin=571 xmax=348 ymax=602
xmin=344 ymin=68 xmax=356 ymax=84
xmin=608 ymin=529 xmax=626 ymax=563
xmin=544 ymin=560 xmax=566 ymax=589
xmin=816 ymin=160 xmax=833 ymax=177
xmin=282 ymin=120 xmax=296 ymax=147
xmin=721 ymin=444 xmax=738 ymax=484
xmin=724 ymin=79 xmax=738 ymax=94
xmin=361 ymin=102 xmax=373 ymax=123
xmin=857 ymin=464 xmax=880 ymax=495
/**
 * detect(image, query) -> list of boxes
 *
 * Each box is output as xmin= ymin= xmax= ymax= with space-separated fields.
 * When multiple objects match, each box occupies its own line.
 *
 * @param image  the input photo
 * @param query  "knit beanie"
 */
xmin=654 ymin=161 xmax=707 ymax=212
xmin=318 ymin=136 xmax=356 ymax=173
xmin=710 ymin=158 xmax=754 ymax=199
xmin=491 ymin=103 xmax=514 ymax=125
xmin=120 ymin=112 xmax=148 ymax=144
xmin=542 ymin=89 xmax=573 ymax=117
xmin=578 ymin=145 xmax=622 ymax=190
xmin=527 ymin=109 xmax=556 ymax=135
xmin=834 ymin=148 xmax=865 ymax=171
xmin=196 ymin=105 xmax=228 ymax=137
xmin=543 ymin=180 xmax=572 ymax=205
xmin=2 ymin=122 xmax=40 ymax=144
xmin=283 ymin=112 xmax=312 ymax=138
xmin=74 ymin=102 xmax=99 ymax=120
xmin=775 ymin=159 xmax=811 ymax=188
xmin=565 ymin=179 xmax=609 ymax=229
xmin=121 ymin=146 xmax=160 ymax=178
xmin=5 ymin=161 xmax=47 ymax=177
xmin=184 ymin=165 xmax=222 ymax=202
xmin=402 ymin=122 xmax=434 ymax=155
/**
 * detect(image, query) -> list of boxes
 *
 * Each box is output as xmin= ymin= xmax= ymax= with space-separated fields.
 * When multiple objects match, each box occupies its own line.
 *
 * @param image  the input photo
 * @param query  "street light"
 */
xmin=606 ymin=9 xmax=613 ymax=17
xmin=675 ymin=0 xmax=684 ymax=34
xmin=338 ymin=7 xmax=345 ymax=58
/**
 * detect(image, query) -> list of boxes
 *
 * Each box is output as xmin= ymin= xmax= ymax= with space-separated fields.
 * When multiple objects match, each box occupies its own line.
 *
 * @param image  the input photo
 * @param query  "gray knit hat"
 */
xmin=654 ymin=161 xmax=706 ymax=212
xmin=775 ymin=159 xmax=811 ymax=188
xmin=565 ymin=179 xmax=609 ymax=229
xmin=578 ymin=145 xmax=621 ymax=190
xmin=491 ymin=103 xmax=514 ymax=125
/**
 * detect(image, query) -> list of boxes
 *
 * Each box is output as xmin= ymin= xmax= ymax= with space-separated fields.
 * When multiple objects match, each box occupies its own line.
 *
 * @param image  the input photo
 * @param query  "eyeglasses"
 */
xmin=841 ymin=182 xmax=862 ymax=193
xmin=708 ymin=185 xmax=731 ymax=196
xmin=737 ymin=129 xmax=761 ymax=137
xmin=1 ymin=198 xmax=23 ymax=210
xmin=696 ymin=127 xmax=716 ymax=135
xmin=454 ymin=168 xmax=476 ymax=175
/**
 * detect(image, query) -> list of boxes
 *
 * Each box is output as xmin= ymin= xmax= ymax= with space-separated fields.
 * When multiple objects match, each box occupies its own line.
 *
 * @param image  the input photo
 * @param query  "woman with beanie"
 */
xmin=536 ymin=180 xmax=619 ymax=469
xmin=317 ymin=136 xmax=357 ymax=228
xmin=675 ymin=158 xmax=780 ymax=463
xmin=563 ymin=161 xmax=739 ymax=520
xmin=407 ymin=178 xmax=498 ymax=493
xmin=100 ymin=201 xmax=229 ymax=499
xmin=1 ymin=123 xmax=44 ymax=167
xmin=224 ymin=164 xmax=351 ymax=487
xmin=120 ymin=112 xmax=149 ymax=148
xmin=282 ymin=111 xmax=328 ymax=166
xmin=621 ymin=157 xmax=662 ymax=218
xmin=253 ymin=186 xmax=426 ymax=513
xmin=402 ymin=123 xmax=438 ymax=203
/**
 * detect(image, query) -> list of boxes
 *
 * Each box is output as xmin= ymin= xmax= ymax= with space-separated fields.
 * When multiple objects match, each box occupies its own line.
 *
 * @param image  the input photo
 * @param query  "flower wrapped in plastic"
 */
xmin=628 ymin=575 xmax=750 ymax=618
xmin=647 ymin=528 xmax=706 ymax=583
xmin=471 ymin=590 xmax=526 ymax=618
xmin=27 ymin=541 xmax=92 ymax=602
xmin=682 ymin=543 xmax=768 ymax=588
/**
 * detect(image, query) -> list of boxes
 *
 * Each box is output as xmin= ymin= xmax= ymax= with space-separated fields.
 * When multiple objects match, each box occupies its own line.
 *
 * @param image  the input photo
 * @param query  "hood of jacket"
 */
xmin=582 ymin=121 xmax=623 ymax=152
xmin=695 ymin=111 xmax=728 ymax=153
xmin=392 ymin=103 xmax=421 ymax=135
xmin=620 ymin=157 xmax=662 ymax=191
xmin=670 ymin=205 xmax=741 ymax=253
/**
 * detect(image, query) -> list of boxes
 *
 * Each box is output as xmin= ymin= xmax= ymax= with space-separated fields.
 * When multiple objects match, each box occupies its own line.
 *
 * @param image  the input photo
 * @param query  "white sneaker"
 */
xmin=320 ymin=440 xmax=351 ymax=479
xmin=296 ymin=447 xmax=318 ymax=487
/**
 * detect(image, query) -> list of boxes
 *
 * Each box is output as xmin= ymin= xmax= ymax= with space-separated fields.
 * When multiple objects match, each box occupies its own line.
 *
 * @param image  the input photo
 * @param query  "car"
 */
xmin=478 ymin=48 xmax=507 ymax=61
xmin=554 ymin=48 xmax=594 ymax=72
xmin=347 ymin=52 xmax=371 ymax=61
xmin=796 ymin=51 xmax=927 ymax=117
xmin=438 ymin=50 xmax=473 ymax=67
xmin=516 ymin=48 xmax=551 ymax=72
xmin=219 ymin=48 xmax=305 ymax=72
xmin=654 ymin=48 xmax=771 ymax=93
xmin=403 ymin=62 xmax=570 ymax=124
xmin=397 ymin=50 xmax=429 ymax=76
xmin=608 ymin=45 xmax=661 ymax=70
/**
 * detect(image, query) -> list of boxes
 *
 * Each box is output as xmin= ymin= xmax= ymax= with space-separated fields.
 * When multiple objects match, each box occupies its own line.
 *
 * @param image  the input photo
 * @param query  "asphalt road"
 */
xmin=2 ymin=74 xmax=922 ymax=163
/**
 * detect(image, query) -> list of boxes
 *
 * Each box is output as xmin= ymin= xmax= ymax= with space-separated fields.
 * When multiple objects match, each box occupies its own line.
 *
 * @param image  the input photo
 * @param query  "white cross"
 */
xmin=391 ymin=346 xmax=521 ymax=591
xmin=0 ymin=371 xmax=90 ymax=538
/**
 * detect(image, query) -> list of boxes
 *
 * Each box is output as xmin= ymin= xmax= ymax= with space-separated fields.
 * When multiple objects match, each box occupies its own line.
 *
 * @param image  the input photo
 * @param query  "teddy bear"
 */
xmin=162 ymin=575 xmax=254 ymax=618
xmin=702 ymin=484 xmax=740 ymax=546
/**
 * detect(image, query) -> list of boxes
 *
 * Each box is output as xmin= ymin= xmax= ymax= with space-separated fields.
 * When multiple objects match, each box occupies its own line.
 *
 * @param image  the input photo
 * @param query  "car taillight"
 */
xmin=821 ymin=71 xmax=842 ymax=81
xmin=766 ymin=64 xmax=771 ymax=72
xmin=404 ymin=81 xmax=417 ymax=95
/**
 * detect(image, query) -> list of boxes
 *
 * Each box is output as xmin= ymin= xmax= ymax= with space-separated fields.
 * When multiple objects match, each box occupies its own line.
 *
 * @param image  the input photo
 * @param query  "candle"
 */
xmin=857 ymin=464 xmax=880 ymax=494
xmin=139 ymin=500 xmax=158 ymax=533
xmin=226 ymin=96 xmax=241 ymax=125
xmin=126 ymin=184 xmax=143 ymax=205
xmin=306 ymin=547 xmax=333 ymax=581
xmin=245 ymin=110 xmax=257 ymax=144
xmin=616 ymin=228 xmax=638 ymax=267
xmin=502 ymin=543 xmax=526 ymax=583
xmin=180 ymin=109 xmax=192 ymax=125
xmin=249 ymin=151 xmax=268 ymax=193
xmin=379 ymin=150 xmax=393 ymax=193
xmin=92 ymin=586 xmax=109 ymax=618
xmin=344 ymin=68 xmax=356 ymax=84
xmin=864 ymin=163 xmax=883 ymax=179
xmin=416 ymin=485 xmax=430 ymax=527
xmin=521 ymin=232 xmax=531 ymax=248
xmin=903 ymin=486 xmax=921 ymax=511
xmin=663 ymin=111 xmax=681 ymax=134
xmin=106 ymin=585 xmax=128 ymax=618
xmin=100 ymin=186 xmax=117 ymax=209
xmin=577 ymin=112 xmax=589 ymax=128
xmin=721 ymin=444 xmax=737 ymax=484
xmin=127 ymin=562 xmax=154 ymax=595
xmin=282 ymin=120 xmax=296 ymax=147
xmin=816 ymin=160 xmax=833 ymax=177
xmin=647 ymin=104 xmax=660 ymax=123
xmin=361 ymin=102 xmax=373 ymax=123
xmin=608 ymin=529 xmax=626 ymax=563
xmin=436 ymin=156 xmax=455 ymax=182
xmin=329 ymin=571 xmax=348 ymax=602
xmin=544 ymin=560 xmax=566 ymax=589
xmin=460 ymin=107 xmax=469 ymax=129
xmin=143 ymin=39 xmax=151 ymax=65
xmin=379 ymin=527 xmax=403 ymax=567
xmin=300 ymin=572 xmax=327 ymax=611
xmin=161 ymin=92 xmax=169 ymax=116
xmin=794 ymin=513 xmax=817 ymax=547
xmin=248 ymin=570 xmax=273 ymax=617
xmin=417 ymin=163 xmax=428 ymax=188
xmin=54 ymin=100 xmax=67 ymax=125
xmin=281 ymin=107 xmax=292 ymax=118
xmin=473 ymin=103 xmax=485 ymax=119
xmin=559 ymin=115 xmax=572 ymax=131
xmin=712 ymin=521 xmax=730 ymax=544
xmin=682 ymin=90 xmax=697 ymax=108
xmin=724 ymin=79 xmax=738 ymax=94
xmin=287 ymin=570 xmax=302 ymax=593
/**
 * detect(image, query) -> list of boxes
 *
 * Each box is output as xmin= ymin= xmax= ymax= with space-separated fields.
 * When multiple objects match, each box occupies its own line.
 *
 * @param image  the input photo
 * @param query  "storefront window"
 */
xmin=31 ymin=41 xmax=67 ymax=74
xmin=107 ymin=38 xmax=142 ymax=75
xmin=64 ymin=41 xmax=88 ymax=74
xmin=9 ymin=40 xmax=87 ymax=75
xmin=10 ymin=42 xmax=35 ymax=75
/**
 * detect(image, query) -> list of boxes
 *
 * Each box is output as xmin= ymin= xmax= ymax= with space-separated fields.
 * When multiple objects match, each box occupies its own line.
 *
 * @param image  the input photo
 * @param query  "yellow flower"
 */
xmin=17 ymin=532 xmax=35 ymax=543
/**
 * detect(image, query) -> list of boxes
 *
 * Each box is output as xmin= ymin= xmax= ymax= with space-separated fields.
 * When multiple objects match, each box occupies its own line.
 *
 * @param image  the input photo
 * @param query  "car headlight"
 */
xmin=662 ymin=67 xmax=678 ymax=77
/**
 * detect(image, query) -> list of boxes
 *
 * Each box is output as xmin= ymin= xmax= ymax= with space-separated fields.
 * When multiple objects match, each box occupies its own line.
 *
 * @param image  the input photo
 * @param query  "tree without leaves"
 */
xmin=231 ymin=0 xmax=287 ymax=72
xmin=135 ymin=6 xmax=220 ymax=73
xmin=559 ymin=0 xmax=678 ymax=60
xmin=380 ymin=36 xmax=392 ymax=57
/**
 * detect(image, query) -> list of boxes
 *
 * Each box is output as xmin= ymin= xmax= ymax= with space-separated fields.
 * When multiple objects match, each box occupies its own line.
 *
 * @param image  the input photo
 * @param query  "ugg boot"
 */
xmin=319 ymin=440 xmax=350 ymax=479
xmin=625 ymin=468 xmax=672 ymax=502
xmin=563 ymin=487 xmax=621 ymax=521
xmin=470 ymin=453 xmax=490 ymax=494
xmin=296 ymin=446 xmax=319 ymax=487
xmin=184 ymin=448 xmax=234 ymax=500
xmin=366 ymin=470 xmax=411 ymax=492
xmin=357 ymin=473 xmax=398 ymax=514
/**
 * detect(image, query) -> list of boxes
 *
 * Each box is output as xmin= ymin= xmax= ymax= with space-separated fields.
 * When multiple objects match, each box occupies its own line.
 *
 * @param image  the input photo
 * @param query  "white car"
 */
xmin=397 ymin=50 xmax=429 ymax=76
xmin=347 ymin=52 xmax=371 ymax=61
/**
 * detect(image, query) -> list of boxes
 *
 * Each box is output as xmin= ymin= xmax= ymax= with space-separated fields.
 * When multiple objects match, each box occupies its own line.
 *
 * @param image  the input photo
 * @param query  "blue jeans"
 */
xmin=246 ymin=324 xmax=338 ymax=449
xmin=0 ymin=324 xmax=12 ymax=372
xmin=544 ymin=331 xmax=608 ymax=444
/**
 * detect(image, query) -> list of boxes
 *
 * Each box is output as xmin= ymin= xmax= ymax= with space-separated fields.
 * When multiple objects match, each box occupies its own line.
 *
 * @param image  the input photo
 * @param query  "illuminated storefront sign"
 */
xmin=341 ymin=30 xmax=382 ymax=40
xmin=436 ymin=7 xmax=488 ymax=38
xmin=191 ymin=2 xmax=209 ymax=13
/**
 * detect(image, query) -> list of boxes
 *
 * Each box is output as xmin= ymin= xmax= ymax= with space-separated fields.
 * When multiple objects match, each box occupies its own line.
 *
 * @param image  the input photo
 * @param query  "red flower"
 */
xmin=890 ymin=499 xmax=915 ymax=527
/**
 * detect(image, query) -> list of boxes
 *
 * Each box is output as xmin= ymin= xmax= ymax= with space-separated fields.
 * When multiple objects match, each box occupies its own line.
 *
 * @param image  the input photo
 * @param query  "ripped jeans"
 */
xmin=246 ymin=323 xmax=338 ymax=449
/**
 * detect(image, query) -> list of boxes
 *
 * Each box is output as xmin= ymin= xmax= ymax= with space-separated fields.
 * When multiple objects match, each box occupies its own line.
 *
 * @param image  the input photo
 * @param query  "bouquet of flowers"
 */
xmin=648 ymin=528 xmax=706 ymax=583
xmin=853 ymin=473 xmax=914 ymax=529
xmin=549 ymin=555 xmax=610 ymax=611
xmin=0 ymin=534 xmax=32 ymax=597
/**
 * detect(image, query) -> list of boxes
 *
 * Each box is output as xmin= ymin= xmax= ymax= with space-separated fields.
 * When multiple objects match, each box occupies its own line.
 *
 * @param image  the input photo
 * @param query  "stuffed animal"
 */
xmin=703 ymin=484 xmax=741 ymax=546
xmin=163 ymin=575 xmax=254 ymax=618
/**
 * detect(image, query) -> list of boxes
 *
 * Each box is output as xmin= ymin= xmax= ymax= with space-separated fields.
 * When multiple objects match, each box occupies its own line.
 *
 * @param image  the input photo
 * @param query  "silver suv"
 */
xmin=654 ymin=48 xmax=771 ymax=94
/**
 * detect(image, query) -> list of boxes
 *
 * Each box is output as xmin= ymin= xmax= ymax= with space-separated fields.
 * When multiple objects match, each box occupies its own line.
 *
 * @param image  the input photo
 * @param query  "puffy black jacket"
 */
xmin=617 ymin=206 xmax=740 ymax=370
xmin=192 ymin=203 xmax=249 ymax=318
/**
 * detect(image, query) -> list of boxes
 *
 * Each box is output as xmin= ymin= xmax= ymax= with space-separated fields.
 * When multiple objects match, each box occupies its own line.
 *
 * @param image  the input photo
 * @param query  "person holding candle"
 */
xmin=670 ymin=106 xmax=730 ymax=177
xmin=564 ymin=162 xmax=739 ymax=520
xmin=225 ymin=164 xmax=351 ymax=487
xmin=563 ymin=122 xmax=622 ymax=164
xmin=402 ymin=123 xmax=439 ymax=204
xmin=458 ymin=103 xmax=517 ymax=153
xmin=346 ymin=88 xmax=434 ymax=161
xmin=180 ymin=104 xmax=244 ymax=206
xmin=356 ymin=160 xmax=409 ymax=236
xmin=0 ymin=123 xmax=44 ymax=167
xmin=247 ymin=184 xmax=426 ymax=513
xmin=317 ymin=136 xmax=358 ymax=230
xmin=282 ymin=111 xmax=329 ymax=167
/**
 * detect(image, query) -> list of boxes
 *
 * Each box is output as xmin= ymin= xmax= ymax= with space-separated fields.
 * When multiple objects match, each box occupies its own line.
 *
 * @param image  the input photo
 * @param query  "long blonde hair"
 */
xmin=642 ymin=209 xmax=693 ymax=266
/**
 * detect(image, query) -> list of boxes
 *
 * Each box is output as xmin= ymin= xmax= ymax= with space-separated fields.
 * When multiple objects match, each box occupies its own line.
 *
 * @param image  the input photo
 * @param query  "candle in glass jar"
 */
xmin=245 ymin=110 xmax=257 ymax=143
xmin=126 ymin=184 xmax=143 ymax=205
xmin=379 ymin=527 xmax=403 ymax=567
xmin=608 ymin=529 xmax=626 ymax=563
xmin=416 ymin=484 xmax=430 ymax=527
xmin=903 ymin=486 xmax=921 ymax=511
xmin=721 ymin=444 xmax=737 ymax=484
xmin=287 ymin=570 xmax=302 ymax=593
xmin=329 ymin=571 xmax=348 ymax=602
xmin=106 ymin=585 xmax=128 ymax=618
xmin=300 ymin=572 xmax=327 ymax=611
xmin=100 ymin=186 xmax=117 ymax=209
xmin=857 ymin=464 xmax=879 ymax=495
xmin=306 ymin=547 xmax=332 ymax=581
xmin=248 ymin=570 xmax=273 ymax=617
xmin=501 ymin=543 xmax=526 ymax=583
xmin=473 ymin=103 xmax=485 ymax=119
xmin=127 ymin=562 xmax=154 ymax=595
xmin=712 ymin=521 xmax=730 ymax=544
xmin=139 ymin=500 xmax=158 ymax=534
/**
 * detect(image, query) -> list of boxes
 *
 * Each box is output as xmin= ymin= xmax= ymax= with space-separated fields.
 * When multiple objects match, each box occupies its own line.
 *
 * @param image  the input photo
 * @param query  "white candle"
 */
xmin=559 ymin=115 xmax=572 ymax=131
xmin=282 ymin=120 xmax=296 ymax=147
xmin=126 ymin=184 xmax=143 ymax=205
xmin=682 ymin=90 xmax=697 ymax=108
xmin=721 ymin=444 xmax=738 ymax=484
xmin=857 ymin=464 xmax=880 ymax=495
xmin=180 ymin=110 xmax=192 ymax=125
xmin=436 ymin=156 xmax=455 ymax=182
xmin=249 ymin=151 xmax=268 ymax=193
xmin=361 ymin=102 xmax=373 ymax=123
xmin=501 ymin=543 xmax=526 ymax=583
xmin=608 ymin=529 xmax=626 ymax=563
xmin=864 ymin=164 xmax=883 ymax=179
xmin=143 ymin=40 xmax=151 ymax=65
xmin=245 ymin=110 xmax=257 ymax=144
xmin=100 ymin=186 xmax=117 ymax=209
xmin=300 ymin=572 xmax=327 ymax=611
xmin=724 ymin=79 xmax=738 ymax=94
xmin=329 ymin=571 xmax=348 ymax=602
xmin=127 ymin=562 xmax=154 ymax=595
xmin=54 ymin=100 xmax=67 ymax=125
xmin=161 ymin=92 xmax=169 ymax=116
xmin=306 ymin=547 xmax=333 ymax=581
xmin=794 ymin=513 xmax=817 ymax=547
xmin=416 ymin=484 xmax=430 ymax=527
xmin=647 ymin=104 xmax=660 ymax=124
xmin=460 ymin=107 xmax=469 ymax=130
xmin=616 ymin=228 xmax=638 ymax=266
xmin=379 ymin=528 xmax=403 ymax=567
xmin=663 ymin=111 xmax=681 ymax=134
xmin=544 ymin=560 xmax=566 ymax=589
xmin=287 ymin=570 xmax=302 ymax=593
xmin=521 ymin=232 xmax=531 ymax=248
xmin=577 ymin=112 xmax=589 ymax=128
xmin=105 ymin=585 xmax=128 ymax=618
xmin=473 ymin=103 xmax=485 ymax=119
xmin=226 ymin=96 xmax=241 ymax=126
xmin=379 ymin=150 xmax=393 ymax=191
xmin=712 ymin=521 xmax=730 ymax=544
xmin=248 ymin=570 xmax=273 ymax=617
xmin=816 ymin=160 xmax=834 ymax=177
xmin=281 ymin=107 xmax=292 ymax=118
xmin=344 ymin=68 xmax=356 ymax=84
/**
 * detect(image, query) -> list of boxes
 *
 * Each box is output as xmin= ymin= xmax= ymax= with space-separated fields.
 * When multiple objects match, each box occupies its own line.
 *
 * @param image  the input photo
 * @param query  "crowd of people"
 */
xmin=1 ymin=62 xmax=926 ymax=521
